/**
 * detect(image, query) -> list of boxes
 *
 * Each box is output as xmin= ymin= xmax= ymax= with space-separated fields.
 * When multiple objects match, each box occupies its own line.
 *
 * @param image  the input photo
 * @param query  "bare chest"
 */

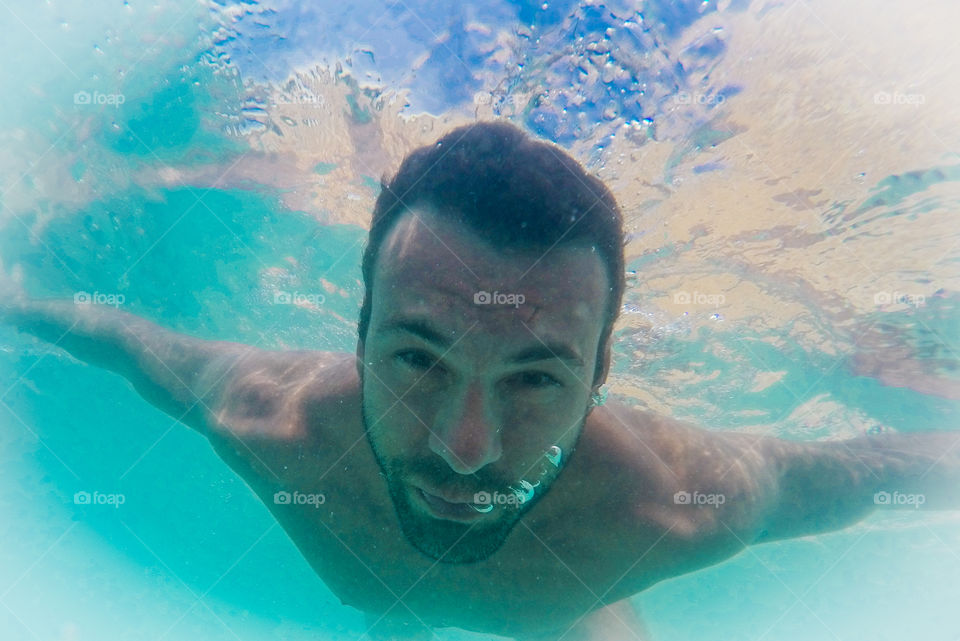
xmin=207 ymin=373 xmax=657 ymax=636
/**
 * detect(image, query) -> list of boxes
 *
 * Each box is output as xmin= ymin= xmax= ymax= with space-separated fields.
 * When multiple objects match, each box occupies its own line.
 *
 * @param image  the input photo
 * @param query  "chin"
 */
xmin=390 ymin=480 xmax=523 ymax=564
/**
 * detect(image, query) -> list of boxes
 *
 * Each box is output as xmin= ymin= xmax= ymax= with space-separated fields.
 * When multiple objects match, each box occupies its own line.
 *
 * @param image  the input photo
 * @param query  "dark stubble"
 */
xmin=360 ymin=393 xmax=585 ymax=564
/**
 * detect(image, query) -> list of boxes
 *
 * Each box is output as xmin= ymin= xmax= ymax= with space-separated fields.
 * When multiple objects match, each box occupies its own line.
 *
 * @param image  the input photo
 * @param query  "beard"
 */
xmin=360 ymin=391 xmax=586 ymax=564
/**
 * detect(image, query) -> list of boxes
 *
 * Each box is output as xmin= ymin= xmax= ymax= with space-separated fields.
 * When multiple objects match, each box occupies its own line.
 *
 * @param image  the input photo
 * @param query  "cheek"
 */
xmin=504 ymin=397 xmax=561 ymax=426
xmin=362 ymin=368 xmax=437 ymax=445
xmin=498 ymin=394 xmax=590 ymax=449
xmin=505 ymin=382 xmax=590 ymax=415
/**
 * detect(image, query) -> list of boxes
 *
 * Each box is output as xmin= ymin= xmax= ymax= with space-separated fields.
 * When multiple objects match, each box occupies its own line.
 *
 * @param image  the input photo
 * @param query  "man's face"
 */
xmin=358 ymin=207 xmax=610 ymax=564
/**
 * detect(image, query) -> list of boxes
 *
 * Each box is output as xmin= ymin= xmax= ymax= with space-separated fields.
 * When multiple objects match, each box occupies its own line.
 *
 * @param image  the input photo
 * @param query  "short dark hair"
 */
xmin=357 ymin=120 xmax=625 ymax=387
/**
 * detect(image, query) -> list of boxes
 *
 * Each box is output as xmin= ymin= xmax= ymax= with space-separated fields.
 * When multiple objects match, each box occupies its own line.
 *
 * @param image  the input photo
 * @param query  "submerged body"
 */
xmin=203 ymin=350 xmax=756 ymax=639
xmin=3 ymin=123 xmax=958 ymax=640
xmin=5 ymin=266 xmax=957 ymax=640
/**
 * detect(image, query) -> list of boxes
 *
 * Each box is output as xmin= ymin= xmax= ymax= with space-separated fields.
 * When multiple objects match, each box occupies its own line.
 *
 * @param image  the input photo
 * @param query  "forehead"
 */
xmin=370 ymin=208 xmax=609 ymax=338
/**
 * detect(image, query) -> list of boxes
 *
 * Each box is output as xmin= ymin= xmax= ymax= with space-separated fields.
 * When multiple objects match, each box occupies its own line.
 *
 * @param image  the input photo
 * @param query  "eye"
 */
xmin=394 ymin=349 xmax=438 ymax=372
xmin=510 ymin=371 xmax=562 ymax=389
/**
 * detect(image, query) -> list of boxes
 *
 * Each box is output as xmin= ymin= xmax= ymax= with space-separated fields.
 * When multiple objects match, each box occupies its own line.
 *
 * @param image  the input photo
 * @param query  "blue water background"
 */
xmin=0 ymin=1 xmax=958 ymax=640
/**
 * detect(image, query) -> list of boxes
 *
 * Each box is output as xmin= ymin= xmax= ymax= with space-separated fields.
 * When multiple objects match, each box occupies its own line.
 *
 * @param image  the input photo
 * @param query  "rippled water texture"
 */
xmin=5 ymin=0 xmax=957 ymax=433
xmin=1 ymin=0 xmax=958 ymax=640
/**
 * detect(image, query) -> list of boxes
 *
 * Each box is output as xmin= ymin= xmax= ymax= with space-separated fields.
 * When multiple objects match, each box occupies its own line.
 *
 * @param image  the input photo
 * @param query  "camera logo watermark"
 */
xmin=272 ymin=291 xmax=326 ymax=306
xmin=873 ymin=91 xmax=925 ymax=106
xmin=274 ymin=92 xmax=324 ymax=105
xmin=474 ymin=93 xmax=527 ymax=107
xmin=73 ymin=90 xmax=125 ymax=108
xmin=74 ymin=490 xmax=125 ymax=508
xmin=673 ymin=290 xmax=725 ymax=307
xmin=74 ymin=291 xmax=125 ymax=307
xmin=675 ymin=91 xmax=726 ymax=106
xmin=873 ymin=291 xmax=925 ymax=308
xmin=874 ymin=490 xmax=925 ymax=508
xmin=474 ymin=291 xmax=525 ymax=308
xmin=273 ymin=490 xmax=326 ymax=508
xmin=674 ymin=490 xmax=726 ymax=508
xmin=473 ymin=490 xmax=526 ymax=507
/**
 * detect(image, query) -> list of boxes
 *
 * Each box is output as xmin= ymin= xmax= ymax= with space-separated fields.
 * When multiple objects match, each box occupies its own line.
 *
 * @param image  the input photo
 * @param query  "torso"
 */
xmin=206 ymin=353 xmax=703 ymax=638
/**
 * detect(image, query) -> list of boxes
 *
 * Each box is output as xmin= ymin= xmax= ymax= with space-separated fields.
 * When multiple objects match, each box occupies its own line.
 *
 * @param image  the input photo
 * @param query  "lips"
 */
xmin=416 ymin=484 xmax=476 ymax=504
xmin=413 ymin=485 xmax=488 ymax=521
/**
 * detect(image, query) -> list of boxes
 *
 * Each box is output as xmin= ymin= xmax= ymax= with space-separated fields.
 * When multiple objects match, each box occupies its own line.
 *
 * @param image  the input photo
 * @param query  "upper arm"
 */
xmin=695 ymin=432 xmax=870 ymax=548
xmin=124 ymin=326 xmax=352 ymax=489
xmin=667 ymin=426 xmax=782 ymax=549
xmin=125 ymin=327 xmax=335 ymax=443
xmin=190 ymin=346 xmax=340 ymax=441
xmin=6 ymin=300 xmax=340 ymax=447
xmin=749 ymin=437 xmax=879 ymax=543
xmin=655 ymin=425 xmax=883 ymax=546
xmin=617 ymin=407 xmax=780 ymax=543
xmin=121 ymin=331 xmax=245 ymax=434
xmin=753 ymin=431 xmax=960 ymax=541
xmin=191 ymin=348 xmax=353 ymax=491
xmin=612 ymin=408 xmax=937 ymax=593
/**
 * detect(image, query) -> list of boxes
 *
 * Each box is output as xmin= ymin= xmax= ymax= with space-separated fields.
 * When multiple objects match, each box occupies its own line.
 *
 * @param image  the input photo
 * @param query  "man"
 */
xmin=2 ymin=121 xmax=958 ymax=640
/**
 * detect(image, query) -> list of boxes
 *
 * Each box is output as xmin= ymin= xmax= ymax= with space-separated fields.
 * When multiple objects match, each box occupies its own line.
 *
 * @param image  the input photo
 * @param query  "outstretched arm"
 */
xmin=2 ymin=298 xmax=251 ymax=434
xmin=753 ymin=429 xmax=960 ymax=543
xmin=617 ymin=406 xmax=960 ymax=559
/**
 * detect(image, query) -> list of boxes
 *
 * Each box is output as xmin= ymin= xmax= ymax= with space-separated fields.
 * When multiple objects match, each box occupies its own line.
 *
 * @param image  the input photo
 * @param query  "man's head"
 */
xmin=356 ymin=121 xmax=625 ymax=563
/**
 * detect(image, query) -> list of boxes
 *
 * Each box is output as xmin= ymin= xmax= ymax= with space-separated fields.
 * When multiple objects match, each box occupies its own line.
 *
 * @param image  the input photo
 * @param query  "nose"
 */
xmin=428 ymin=381 xmax=502 ymax=474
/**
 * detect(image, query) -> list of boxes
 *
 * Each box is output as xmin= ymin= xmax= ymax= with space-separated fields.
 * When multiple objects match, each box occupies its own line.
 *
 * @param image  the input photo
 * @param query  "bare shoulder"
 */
xmin=592 ymin=400 xmax=774 ymax=500
xmin=586 ymin=400 xmax=730 ymax=496
xmin=583 ymin=400 xmax=774 ymax=586
xmin=202 ymin=348 xmax=359 ymax=448
xmin=195 ymin=348 xmax=362 ymax=509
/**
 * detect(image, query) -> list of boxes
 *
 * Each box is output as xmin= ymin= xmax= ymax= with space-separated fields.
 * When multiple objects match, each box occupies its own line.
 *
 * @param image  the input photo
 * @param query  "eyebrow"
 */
xmin=381 ymin=318 xmax=452 ymax=348
xmin=379 ymin=318 xmax=586 ymax=368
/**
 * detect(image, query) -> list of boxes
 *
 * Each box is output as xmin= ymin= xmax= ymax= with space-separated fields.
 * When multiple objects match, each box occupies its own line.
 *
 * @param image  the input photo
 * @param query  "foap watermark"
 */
xmin=274 ymin=92 xmax=324 ymax=105
xmin=873 ymin=291 xmax=925 ymax=308
xmin=74 ymin=490 xmax=125 ymax=508
xmin=273 ymin=291 xmax=326 ymax=306
xmin=874 ymin=490 xmax=925 ymax=508
xmin=474 ymin=290 xmax=525 ymax=308
xmin=74 ymin=291 xmax=125 ymax=307
xmin=273 ymin=490 xmax=326 ymax=508
xmin=675 ymin=91 xmax=726 ymax=106
xmin=674 ymin=290 xmax=725 ymax=307
xmin=473 ymin=490 xmax=526 ymax=507
xmin=474 ymin=93 xmax=527 ymax=107
xmin=873 ymin=91 xmax=925 ymax=107
xmin=73 ymin=90 xmax=125 ymax=108
xmin=674 ymin=490 xmax=726 ymax=508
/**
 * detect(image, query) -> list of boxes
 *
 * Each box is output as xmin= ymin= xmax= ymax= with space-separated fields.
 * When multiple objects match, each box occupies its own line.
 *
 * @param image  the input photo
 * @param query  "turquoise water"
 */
xmin=2 ymin=1 xmax=959 ymax=640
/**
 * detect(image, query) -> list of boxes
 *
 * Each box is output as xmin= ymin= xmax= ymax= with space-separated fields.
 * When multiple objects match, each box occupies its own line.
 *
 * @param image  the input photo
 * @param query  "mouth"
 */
xmin=413 ymin=485 xmax=491 ymax=522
